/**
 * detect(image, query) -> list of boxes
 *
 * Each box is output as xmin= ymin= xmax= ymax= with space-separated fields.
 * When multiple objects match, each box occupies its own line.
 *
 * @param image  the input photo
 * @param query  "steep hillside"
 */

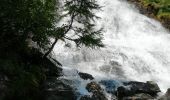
xmin=128 ymin=0 xmax=170 ymax=30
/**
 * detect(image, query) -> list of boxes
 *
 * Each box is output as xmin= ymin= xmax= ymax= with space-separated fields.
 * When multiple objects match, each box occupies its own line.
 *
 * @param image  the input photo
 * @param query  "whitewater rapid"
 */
xmin=53 ymin=0 xmax=170 ymax=93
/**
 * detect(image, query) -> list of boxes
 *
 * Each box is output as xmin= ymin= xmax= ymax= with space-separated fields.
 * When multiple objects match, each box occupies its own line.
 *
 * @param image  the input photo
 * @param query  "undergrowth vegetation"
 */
xmin=131 ymin=0 xmax=170 ymax=30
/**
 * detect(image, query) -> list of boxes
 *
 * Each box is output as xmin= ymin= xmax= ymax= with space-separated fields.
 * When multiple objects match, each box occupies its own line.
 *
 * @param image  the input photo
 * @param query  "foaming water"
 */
xmin=54 ymin=0 xmax=170 ymax=94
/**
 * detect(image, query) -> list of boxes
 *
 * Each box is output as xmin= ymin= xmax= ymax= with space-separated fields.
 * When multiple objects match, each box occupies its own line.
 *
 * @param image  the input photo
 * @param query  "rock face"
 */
xmin=124 ymin=81 xmax=160 ymax=96
xmin=127 ymin=0 xmax=159 ymax=16
xmin=42 ymin=56 xmax=63 ymax=77
xmin=78 ymin=72 xmax=94 ymax=80
xmin=159 ymin=88 xmax=170 ymax=100
xmin=81 ymin=82 xmax=108 ymax=100
xmin=160 ymin=16 xmax=170 ymax=31
xmin=116 ymin=81 xmax=160 ymax=100
xmin=0 ymin=76 xmax=7 ymax=100
xmin=127 ymin=0 xmax=170 ymax=30
xmin=122 ymin=93 xmax=154 ymax=100
xmin=44 ymin=78 xmax=76 ymax=100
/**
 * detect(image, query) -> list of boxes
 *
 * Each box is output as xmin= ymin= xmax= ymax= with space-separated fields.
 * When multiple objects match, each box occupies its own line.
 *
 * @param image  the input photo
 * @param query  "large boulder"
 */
xmin=123 ymin=81 xmax=160 ymax=96
xmin=116 ymin=81 xmax=160 ymax=100
xmin=78 ymin=72 xmax=94 ymax=80
xmin=85 ymin=82 xmax=108 ymax=100
xmin=86 ymin=82 xmax=102 ymax=93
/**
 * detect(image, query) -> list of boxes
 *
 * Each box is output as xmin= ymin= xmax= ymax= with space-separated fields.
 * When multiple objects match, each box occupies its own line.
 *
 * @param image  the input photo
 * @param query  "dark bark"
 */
xmin=43 ymin=13 xmax=76 ymax=58
xmin=43 ymin=38 xmax=58 ymax=58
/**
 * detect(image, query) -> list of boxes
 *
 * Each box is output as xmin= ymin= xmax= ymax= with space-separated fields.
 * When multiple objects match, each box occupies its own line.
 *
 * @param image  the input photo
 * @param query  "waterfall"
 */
xmin=53 ymin=0 xmax=170 ymax=96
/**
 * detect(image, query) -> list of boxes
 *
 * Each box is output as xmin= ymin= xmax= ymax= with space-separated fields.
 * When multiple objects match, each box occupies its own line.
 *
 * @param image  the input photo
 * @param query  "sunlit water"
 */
xmin=53 ymin=0 xmax=170 ymax=98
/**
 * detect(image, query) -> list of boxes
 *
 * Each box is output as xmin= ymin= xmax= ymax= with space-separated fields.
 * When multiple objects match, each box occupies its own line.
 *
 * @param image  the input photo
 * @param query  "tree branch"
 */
xmin=43 ymin=38 xmax=58 ymax=58
xmin=43 ymin=12 xmax=76 ymax=58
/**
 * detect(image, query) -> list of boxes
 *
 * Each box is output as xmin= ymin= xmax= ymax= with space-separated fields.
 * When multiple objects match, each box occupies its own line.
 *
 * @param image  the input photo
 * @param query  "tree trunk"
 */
xmin=43 ymin=38 xmax=58 ymax=58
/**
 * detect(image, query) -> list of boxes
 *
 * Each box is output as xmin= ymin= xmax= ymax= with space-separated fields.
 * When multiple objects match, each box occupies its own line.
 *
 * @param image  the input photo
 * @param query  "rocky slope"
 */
xmin=127 ymin=0 xmax=170 ymax=31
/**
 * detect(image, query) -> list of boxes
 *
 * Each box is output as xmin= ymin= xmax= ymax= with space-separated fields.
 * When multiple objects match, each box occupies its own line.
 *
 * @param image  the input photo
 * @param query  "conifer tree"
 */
xmin=44 ymin=0 xmax=104 ymax=57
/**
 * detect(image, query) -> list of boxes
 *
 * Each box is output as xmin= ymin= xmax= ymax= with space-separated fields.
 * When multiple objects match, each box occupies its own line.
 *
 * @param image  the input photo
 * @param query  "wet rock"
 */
xmin=123 ymin=81 xmax=160 ymax=96
xmin=146 ymin=81 xmax=161 ymax=94
xmin=91 ymin=92 xmax=108 ymax=100
xmin=78 ymin=72 xmax=94 ymax=80
xmin=159 ymin=88 xmax=170 ymax=100
xmin=116 ymin=87 xmax=155 ymax=100
xmin=117 ymin=86 xmax=131 ymax=99
xmin=86 ymin=82 xmax=108 ymax=100
xmin=123 ymin=93 xmax=154 ymax=100
xmin=116 ymin=81 xmax=160 ymax=100
xmin=80 ymin=95 xmax=93 ymax=100
xmin=86 ymin=82 xmax=102 ymax=93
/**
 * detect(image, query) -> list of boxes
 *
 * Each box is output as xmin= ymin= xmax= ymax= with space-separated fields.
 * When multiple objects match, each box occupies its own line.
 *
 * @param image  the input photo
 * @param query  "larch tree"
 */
xmin=43 ymin=0 xmax=104 ymax=57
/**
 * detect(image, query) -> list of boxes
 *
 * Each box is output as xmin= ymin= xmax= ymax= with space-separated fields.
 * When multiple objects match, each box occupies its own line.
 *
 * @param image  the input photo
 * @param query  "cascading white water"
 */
xmin=54 ymin=0 xmax=170 ymax=95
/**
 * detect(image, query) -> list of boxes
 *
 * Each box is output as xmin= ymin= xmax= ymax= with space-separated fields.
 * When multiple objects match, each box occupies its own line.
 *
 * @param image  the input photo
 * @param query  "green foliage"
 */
xmin=43 ymin=0 xmax=104 ymax=57
xmin=0 ymin=0 xmax=103 ymax=100
xmin=0 ymin=0 xmax=59 ymax=51
xmin=0 ymin=0 xmax=104 ymax=55
xmin=139 ymin=0 xmax=170 ymax=30
xmin=62 ymin=0 xmax=104 ymax=48
xmin=140 ymin=0 xmax=170 ymax=15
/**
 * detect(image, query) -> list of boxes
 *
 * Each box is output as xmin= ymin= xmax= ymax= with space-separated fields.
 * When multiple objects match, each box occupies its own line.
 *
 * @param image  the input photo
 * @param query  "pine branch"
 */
xmin=43 ymin=12 xmax=76 ymax=57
